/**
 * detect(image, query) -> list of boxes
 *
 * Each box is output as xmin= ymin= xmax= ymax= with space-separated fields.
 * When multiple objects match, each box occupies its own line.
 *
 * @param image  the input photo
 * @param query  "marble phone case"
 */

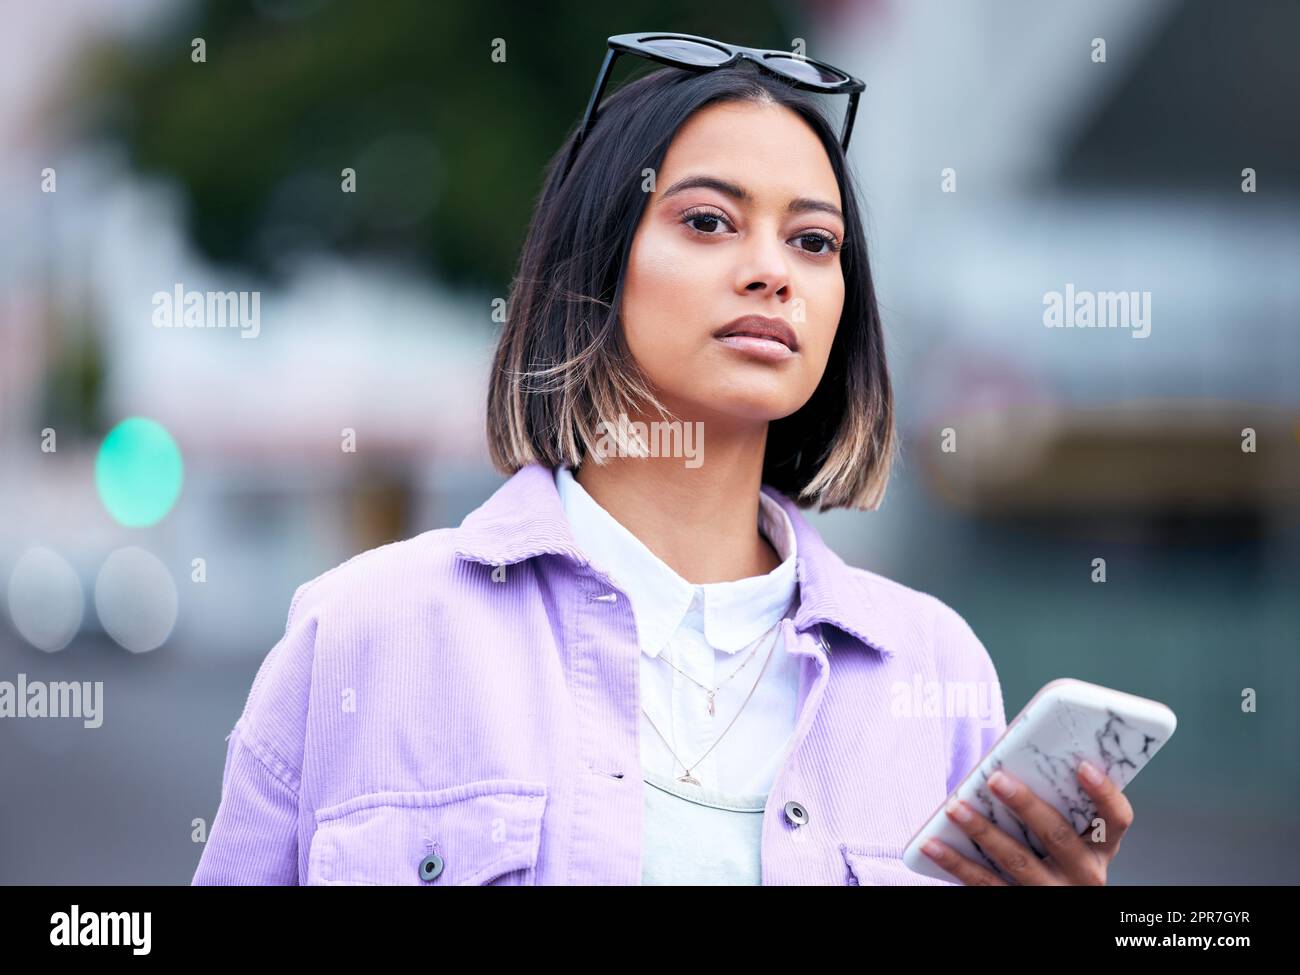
xmin=902 ymin=677 xmax=1177 ymax=883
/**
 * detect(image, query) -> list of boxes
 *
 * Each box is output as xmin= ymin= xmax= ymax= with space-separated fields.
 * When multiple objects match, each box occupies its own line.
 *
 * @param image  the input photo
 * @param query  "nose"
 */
xmin=733 ymin=228 xmax=792 ymax=300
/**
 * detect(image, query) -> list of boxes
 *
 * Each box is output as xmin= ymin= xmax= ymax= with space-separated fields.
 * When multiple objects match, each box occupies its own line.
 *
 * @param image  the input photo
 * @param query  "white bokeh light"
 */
xmin=94 ymin=546 xmax=178 ymax=653
xmin=7 ymin=547 xmax=85 ymax=652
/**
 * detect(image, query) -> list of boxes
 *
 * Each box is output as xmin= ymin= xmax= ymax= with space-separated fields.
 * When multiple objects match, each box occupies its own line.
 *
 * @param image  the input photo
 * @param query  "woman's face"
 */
xmin=620 ymin=99 xmax=845 ymax=431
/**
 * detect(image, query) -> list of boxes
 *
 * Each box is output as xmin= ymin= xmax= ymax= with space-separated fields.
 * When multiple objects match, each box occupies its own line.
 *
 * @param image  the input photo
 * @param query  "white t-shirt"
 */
xmin=554 ymin=464 xmax=801 ymax=884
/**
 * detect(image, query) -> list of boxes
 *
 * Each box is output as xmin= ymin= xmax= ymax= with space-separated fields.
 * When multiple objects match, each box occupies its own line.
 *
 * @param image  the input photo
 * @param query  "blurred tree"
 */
xmin=40 ymin=303 xmax=106 ymax=442
xmin=81 ymin=0 xmax=803 ymax=293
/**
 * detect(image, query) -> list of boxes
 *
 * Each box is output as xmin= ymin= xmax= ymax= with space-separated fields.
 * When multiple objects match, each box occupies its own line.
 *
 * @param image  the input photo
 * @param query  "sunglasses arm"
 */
xmin=840 ymin=90 xmax=860 ymax=153
xmin=560 ymin=47 xmax=620 ymax=182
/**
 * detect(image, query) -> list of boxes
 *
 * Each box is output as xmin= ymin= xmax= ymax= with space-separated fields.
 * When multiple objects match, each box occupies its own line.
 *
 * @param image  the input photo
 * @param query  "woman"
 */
xmin=193 ymin=32 xmax=1133 ymax=886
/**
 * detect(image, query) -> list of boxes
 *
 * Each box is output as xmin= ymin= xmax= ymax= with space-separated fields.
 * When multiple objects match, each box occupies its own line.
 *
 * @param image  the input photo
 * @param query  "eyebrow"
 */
xmin=660 ymin=174 xmax=844 ymax=225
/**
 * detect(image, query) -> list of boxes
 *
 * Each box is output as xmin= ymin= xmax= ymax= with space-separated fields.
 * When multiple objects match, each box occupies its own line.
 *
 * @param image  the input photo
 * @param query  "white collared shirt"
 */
xmin=554 ymin=465 xmax=803 ymax=884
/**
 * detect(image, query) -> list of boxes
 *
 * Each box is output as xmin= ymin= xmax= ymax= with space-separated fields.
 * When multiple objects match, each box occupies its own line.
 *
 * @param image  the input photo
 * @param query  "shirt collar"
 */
xmin=553 ymin=464 xmax=797 ymax=658
xmin=454 ymin=462 xmax=905 ymax=660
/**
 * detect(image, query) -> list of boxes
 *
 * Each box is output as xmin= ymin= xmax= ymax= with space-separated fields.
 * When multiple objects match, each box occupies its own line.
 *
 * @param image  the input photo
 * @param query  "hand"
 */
xmin=921 ymin=760 xmax=1132 ymax=885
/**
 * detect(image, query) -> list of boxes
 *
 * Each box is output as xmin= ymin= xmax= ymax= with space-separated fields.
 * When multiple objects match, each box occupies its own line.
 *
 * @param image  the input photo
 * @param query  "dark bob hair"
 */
xmin=486 ymin=59 xmax=895 ymax=511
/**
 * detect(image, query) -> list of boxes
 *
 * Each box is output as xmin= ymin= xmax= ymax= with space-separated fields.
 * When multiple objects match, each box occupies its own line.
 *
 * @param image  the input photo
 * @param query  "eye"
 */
xmin=791 ymin=231 xmax=841 ymax=256
xmin=680 ymin=206 xmax=735 ymax=237
xmin=679 ymin=206 xmax=841 ymax=257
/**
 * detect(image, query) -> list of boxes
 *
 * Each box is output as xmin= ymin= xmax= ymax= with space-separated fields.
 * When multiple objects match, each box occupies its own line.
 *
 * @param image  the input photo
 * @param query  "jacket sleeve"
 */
xmin=933 ymin=601 xmax=1007 ymax=796
xmin=192 ymin=582 xmax=319 ymax=885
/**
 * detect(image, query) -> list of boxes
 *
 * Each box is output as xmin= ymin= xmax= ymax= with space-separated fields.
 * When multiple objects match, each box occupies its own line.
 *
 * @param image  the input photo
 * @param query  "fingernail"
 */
xmin=988 ymin=770 xmax=1018 ymax=798
xmin=946 ymin=799 xmax=973 ymax=823
xmin=1079 ymin=760 xmax=1104 ymax=785
xmin=923 ymin=839 xmax=945 ymax=859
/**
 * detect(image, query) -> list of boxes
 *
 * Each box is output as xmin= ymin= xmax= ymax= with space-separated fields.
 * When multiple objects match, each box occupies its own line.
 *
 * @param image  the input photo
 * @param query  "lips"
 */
xmin=712 ymin=315 xmax=799 ymax=352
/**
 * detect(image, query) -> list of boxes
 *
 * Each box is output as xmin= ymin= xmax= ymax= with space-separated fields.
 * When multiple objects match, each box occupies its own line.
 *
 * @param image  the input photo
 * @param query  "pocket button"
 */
xmin=419 ymin=852 xmax=444 ymax=882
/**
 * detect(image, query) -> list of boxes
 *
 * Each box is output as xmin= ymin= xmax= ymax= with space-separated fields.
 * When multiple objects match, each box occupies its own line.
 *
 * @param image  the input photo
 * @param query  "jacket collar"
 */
xmin=453 ymin=463 xmax=904 ymax=659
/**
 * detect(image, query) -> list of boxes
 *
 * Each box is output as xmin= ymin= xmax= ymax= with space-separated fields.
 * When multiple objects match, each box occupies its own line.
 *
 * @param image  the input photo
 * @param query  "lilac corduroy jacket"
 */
xmin=192 ymin=462 xmax=1005 ymax=886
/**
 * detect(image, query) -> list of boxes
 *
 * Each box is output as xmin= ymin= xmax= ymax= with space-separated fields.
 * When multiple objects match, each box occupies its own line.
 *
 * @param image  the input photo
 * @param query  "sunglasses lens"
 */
xmin=638 ymin=35 xmax=732 ymax=65
xmin=763 ymin=53 xmax=848 ymax=85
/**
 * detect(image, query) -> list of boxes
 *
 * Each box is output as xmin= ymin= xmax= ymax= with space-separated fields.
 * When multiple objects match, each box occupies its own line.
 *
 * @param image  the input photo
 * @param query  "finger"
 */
xmin=921 ymin=838 xmax=1007 ymax=886
xmin=945 ymin=796 xmax=1061 ymax=886
xmin=987 ymin=769 xmax=1105 ymax=885
xmin=1076 ymin=759 xmax=1134 ymax=858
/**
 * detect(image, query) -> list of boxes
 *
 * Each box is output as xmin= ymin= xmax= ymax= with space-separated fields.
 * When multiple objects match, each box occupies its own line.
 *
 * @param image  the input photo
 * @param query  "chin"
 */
xmin=695 ymin=395 xmax=799 ymax=426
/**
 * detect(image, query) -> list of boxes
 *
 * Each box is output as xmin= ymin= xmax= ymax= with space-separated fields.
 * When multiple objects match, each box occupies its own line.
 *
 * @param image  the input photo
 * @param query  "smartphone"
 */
xmin=902 ymin=677 xmax=1177 ymax=883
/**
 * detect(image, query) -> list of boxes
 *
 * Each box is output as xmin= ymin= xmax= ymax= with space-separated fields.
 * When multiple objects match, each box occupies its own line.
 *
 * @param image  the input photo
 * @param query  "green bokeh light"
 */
xmin=95 ymin=417 xmax=184 ymax=527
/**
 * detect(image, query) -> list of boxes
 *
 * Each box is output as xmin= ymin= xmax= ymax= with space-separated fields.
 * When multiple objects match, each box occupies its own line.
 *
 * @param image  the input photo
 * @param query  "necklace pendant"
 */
xmin=707 ymin=692 xmax=716 ymax=717
xmin=678 ymin=771 xmax=701 ymax=786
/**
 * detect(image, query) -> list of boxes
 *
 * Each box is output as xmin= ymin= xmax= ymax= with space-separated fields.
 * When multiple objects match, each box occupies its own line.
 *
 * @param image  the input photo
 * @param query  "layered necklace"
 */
xmin=641 ymin=608 xmax=789 ymax=787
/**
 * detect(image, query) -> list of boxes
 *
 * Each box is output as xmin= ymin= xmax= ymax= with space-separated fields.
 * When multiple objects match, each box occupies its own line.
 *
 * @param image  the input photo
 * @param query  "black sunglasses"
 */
xmin=559 ymin=31 xmax=866 ymax=185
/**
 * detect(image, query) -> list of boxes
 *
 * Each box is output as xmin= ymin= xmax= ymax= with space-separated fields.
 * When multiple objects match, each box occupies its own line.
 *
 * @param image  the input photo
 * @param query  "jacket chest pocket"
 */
xmin=841 ymin=843 xmax=956 ymax=886
xmin=307 ymin=780 xmax=547 ymax=885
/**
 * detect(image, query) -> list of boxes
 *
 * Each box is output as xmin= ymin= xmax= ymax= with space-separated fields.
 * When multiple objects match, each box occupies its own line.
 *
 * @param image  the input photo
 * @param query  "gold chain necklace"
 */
xmin=641 ymin=618 xmax=786 ymax=786
xmin=654 ymin=614 xmax=781 ymax=717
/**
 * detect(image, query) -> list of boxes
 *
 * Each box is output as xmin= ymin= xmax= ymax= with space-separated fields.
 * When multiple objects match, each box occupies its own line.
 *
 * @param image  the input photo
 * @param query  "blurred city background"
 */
xmin=1 ymin=0 xmax=1296 ymax=883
